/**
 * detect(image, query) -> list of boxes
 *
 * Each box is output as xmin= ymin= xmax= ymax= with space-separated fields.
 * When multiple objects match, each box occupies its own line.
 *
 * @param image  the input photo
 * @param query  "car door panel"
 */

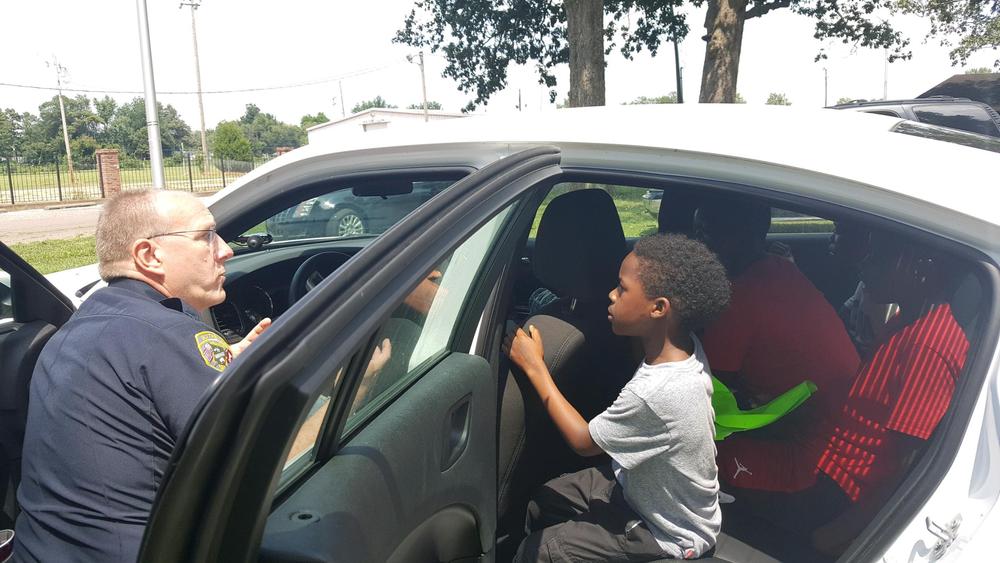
xmin=141 ymin=146 xmax=562 ymax=562
xmin=260 ymin=353 xmax=494 ymax=563
xmin=0 ymin=242 xmax=75 ymax=527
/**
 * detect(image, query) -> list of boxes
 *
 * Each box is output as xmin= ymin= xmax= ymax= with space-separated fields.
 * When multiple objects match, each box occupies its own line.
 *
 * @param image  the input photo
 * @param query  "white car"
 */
xmin=2 ymin=104 xmax=998 ymax=562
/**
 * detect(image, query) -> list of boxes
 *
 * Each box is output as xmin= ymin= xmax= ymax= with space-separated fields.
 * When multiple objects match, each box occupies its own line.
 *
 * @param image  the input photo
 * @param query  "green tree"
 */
xmin=37 ymin=94 xmax=100 ymax=147
xmin=626 ymin=92 xmax=679 ymax=104
xmin=238 ymin=104 xmax=306 ymax=154
xmin=213 ymin=121 xmax=253 ymax=162
xmin=898 ymin=1 xmax=999 ymax=68
xmin=965 ymin=66 xmax=996 ymax=74
xmin=300 ymin=112 xmax=331 ymax=128
xmin=397 ymin=1 xmax=910 ymax=109
xmin=240 ymin=103 xmax=262 ymax=125
xmin=93 ymin=96 xmax=117 ymax=128
xmin=396 ymin=1 xmax=689 ymax=110
xmin=107 ymin=98 xmax=192 ymax=158
xmin=351 ymin=96 xmax=397 ymax=114
xmin=70 ymin=135 xmax=99 ymax=161
xmin=18 ymin=112 xmax=52 ymax=164
xmin=406 ymin=101 xmax=443 ymax=110
xmin=0 ymin=109 xmax=25 ymax=158
xmin=734 ymin=92 xmax=747 ymax=104
xmin=699 ymin=1 xmax=909 ymax=103
xmin=765 ymin=92 xmax=791 ymax=105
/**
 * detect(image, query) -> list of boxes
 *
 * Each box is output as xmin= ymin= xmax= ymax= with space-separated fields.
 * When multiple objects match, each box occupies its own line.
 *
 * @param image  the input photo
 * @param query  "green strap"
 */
xmin=711 ymin=376 xmax=818 ymax=440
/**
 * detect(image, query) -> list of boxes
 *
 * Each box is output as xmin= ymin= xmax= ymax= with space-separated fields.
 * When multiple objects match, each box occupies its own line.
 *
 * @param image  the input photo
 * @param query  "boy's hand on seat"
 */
xmin=506 ymin=325 xmax=547 ymax=380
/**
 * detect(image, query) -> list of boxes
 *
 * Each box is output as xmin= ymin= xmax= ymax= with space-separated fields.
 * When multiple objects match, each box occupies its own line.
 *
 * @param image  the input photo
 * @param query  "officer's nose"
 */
xmin=215 ymin=233 xmax=234 ymax=261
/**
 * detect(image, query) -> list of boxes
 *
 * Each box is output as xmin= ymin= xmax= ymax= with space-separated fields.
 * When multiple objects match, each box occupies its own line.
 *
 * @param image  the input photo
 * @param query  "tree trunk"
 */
xmin=699 ymin=0 xmax=747 ymax=103
xmin=565 ymin=0 xmax=606 ymax=107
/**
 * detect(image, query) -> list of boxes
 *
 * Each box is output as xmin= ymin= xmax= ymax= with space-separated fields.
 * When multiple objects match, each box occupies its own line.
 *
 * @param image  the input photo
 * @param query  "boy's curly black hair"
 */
xmin=632 ymin=233 xmax=731 ymax=332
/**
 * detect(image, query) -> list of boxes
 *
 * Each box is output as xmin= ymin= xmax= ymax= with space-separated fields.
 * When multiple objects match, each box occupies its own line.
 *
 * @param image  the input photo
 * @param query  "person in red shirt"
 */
xmin=694 ymin=199 xmax=861 ymax=492
xmin=720 ymin=232 xmax=969 ymax=558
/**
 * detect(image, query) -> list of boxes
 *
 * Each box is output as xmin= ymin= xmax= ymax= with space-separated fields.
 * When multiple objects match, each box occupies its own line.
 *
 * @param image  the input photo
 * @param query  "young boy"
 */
xmin=507 ymin=233 xmax=731 ymax=562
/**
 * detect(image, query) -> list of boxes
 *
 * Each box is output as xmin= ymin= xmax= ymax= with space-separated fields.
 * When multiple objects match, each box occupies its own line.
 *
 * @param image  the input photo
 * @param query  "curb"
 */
xmin=45 ymin=202 xmax=101 ymax=211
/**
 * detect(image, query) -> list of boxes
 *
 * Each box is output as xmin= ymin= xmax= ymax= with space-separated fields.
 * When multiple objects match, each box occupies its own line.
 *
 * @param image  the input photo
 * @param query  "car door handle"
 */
xmin=442 ymin=395 xmax=472 ymax=471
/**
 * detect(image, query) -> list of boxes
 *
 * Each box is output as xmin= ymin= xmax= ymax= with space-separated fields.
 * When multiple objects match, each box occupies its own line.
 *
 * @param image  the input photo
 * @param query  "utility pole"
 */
xmin=823 ymin=67 xmax=828 ymax=106
xmin=407 ymin=51 xmax=429 ymax=122
xmin=673 ymin=39 xmax=684 ymax=103
xmin=136 ymin=0 xmax=165 ymax=189
xmin=180 ymin=0 xmax=210 ymax=174
xmin=338 ymin=81 xmax=346 ymax=117
xmin=48 ymin=58 xmax=75 ymax=185
xmin=883 ymin=49 xmax=889 ymax=100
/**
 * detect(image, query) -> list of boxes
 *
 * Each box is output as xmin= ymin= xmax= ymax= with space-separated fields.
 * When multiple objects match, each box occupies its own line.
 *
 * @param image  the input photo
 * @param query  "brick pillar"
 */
xmin=96 ymin=149 xmax=121 ymax=198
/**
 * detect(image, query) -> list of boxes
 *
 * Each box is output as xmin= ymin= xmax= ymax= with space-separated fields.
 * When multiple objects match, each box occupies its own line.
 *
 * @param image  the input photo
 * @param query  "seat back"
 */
xmin=497 ymin=189 xmax=633 ymax=538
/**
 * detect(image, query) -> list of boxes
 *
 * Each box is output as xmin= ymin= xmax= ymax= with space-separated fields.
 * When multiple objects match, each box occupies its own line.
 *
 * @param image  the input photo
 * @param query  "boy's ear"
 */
xmin=650 ymin=296 xmax=671 ymax=319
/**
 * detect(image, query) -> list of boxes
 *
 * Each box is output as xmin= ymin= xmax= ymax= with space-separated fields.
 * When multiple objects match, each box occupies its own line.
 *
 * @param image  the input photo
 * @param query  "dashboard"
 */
xmin=210 ymin=240 xmax=366 ymax=343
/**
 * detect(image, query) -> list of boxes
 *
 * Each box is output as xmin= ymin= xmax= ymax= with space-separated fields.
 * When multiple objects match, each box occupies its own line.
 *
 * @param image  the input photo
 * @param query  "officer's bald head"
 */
xmin=96 ymin=190 xmax=202 ymax=281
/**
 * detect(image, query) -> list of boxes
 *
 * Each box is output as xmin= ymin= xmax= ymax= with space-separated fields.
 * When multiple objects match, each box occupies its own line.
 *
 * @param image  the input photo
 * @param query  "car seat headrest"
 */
xmin=533 ymin=189 xmax=628 ymax=302
xmin=658 ymin=190 xmax=699 ymax=235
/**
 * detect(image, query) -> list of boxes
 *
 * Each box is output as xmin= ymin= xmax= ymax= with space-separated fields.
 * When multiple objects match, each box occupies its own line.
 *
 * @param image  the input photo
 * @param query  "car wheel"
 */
xmin=327 ymin=209 xmax=366 ymax=237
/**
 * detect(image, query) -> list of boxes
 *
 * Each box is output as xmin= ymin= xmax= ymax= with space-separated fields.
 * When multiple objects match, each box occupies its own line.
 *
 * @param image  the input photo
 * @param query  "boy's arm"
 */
xmin=506 ymin=326 xmax=605 ymax=457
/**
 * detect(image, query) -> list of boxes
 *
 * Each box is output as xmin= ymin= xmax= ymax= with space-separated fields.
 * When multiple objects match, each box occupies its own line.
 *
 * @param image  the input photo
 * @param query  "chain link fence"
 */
xmin=2 ymin=154 xmax=271 ymax=207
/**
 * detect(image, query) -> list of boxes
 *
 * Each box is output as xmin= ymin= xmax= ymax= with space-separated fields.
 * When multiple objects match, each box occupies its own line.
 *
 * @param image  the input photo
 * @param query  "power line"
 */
xmin=0 ymin=63 xmax=401 ymax=96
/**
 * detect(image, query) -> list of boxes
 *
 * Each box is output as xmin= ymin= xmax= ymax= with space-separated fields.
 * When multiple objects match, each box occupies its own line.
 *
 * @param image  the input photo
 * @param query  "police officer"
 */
xmin=13 ymin=190 xmax=269 ymax=562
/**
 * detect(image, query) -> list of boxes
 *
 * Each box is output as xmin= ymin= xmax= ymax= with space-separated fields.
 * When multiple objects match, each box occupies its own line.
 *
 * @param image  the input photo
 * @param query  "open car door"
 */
xmin=0 ymin=242 xmax=74 ymax=530
xmin=139 ymin=146 xmax=562 ymax=562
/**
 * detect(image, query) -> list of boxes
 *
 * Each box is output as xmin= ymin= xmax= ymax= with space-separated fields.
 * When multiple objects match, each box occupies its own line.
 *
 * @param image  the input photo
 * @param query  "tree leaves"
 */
xmin=899 ymin=0 xmax=1000 ymax=68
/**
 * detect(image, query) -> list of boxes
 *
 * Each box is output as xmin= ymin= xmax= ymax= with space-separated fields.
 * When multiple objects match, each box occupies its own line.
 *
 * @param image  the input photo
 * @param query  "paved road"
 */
xmin=0 ymin=192 xmax=217 ymax=245
xmin=0 ymin=204 xmax=103 ymax=244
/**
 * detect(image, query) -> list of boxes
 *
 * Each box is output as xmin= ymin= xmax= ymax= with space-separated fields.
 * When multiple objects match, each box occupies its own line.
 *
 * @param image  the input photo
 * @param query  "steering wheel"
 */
xmin=289 ymin=251 xmax=353 ymax=306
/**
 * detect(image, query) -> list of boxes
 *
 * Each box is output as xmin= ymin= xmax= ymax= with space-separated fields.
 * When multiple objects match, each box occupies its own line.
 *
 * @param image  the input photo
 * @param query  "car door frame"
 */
xmin=139 ymin=146 xmax=563 ymax=562
xmin=0 ymin=243 xmax=75 ymax=327
xmin=0 ymin=242 xmax=75 ymax=526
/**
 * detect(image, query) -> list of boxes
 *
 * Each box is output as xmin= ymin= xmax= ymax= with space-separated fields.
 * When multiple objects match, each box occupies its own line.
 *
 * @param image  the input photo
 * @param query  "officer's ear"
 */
xmin=132 ymin=238 xmax=165 ymax=276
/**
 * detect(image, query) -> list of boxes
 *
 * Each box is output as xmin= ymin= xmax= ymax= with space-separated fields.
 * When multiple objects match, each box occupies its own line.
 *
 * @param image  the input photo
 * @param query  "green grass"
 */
xmin=10 ymin=235 xmax=97 ymax=275
xmin=529 ymin=185 xmax=659 ymax=238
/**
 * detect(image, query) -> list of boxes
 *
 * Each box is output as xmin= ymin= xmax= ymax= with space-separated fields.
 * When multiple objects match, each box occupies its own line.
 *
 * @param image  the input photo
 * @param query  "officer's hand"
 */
xmin=231 ymin=317 xmax=272 ymax=359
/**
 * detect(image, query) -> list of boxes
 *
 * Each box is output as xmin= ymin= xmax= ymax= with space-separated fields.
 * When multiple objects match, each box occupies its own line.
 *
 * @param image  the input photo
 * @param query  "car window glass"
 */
xmin=281 ymin=385 xmax=338 ymax=482
xmin=892 ymin=120 xmax=1000 ymax=154
xmin=247 ymin=180 xmax=455 ymax=242
xmin=912 ymin=104 xmax=1000 ymax=137
xmin=770 ymin=209 xmax=834 ymax=234
xmin=863 ymin=109 xmax=902 ymax=118
xmin=0 ymin=267 xmax=12 ymax=323
xmin=531 ymin=184 xmax=658 ymax=238
xmin=345 ymin=205 xmax=514 ymax=427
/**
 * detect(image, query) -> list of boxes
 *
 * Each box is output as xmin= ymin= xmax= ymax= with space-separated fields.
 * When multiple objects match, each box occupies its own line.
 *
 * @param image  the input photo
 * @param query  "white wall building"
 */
xmin=306 ymin=108 xmax=468 ymax=144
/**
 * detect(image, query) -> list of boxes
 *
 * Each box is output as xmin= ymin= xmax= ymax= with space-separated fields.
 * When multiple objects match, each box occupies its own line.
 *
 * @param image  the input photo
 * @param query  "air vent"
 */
xmin=211 ymin=301 xmax=244 ymax=344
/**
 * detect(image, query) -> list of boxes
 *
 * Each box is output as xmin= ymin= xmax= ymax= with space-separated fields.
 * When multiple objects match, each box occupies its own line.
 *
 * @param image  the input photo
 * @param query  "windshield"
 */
xmin=247 ymin=180 xmax=454 ymax=243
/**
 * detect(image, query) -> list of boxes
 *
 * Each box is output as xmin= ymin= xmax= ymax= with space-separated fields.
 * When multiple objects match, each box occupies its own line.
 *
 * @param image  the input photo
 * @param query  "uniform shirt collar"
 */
xmin=107 ymin=278 xmax=204 ymax=320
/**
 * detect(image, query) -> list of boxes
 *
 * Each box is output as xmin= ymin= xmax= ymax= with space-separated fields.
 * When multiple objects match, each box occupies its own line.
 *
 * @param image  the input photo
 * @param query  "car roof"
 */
xmin=830 ymin=96 xmax=986 ymax=108
xmin=213 ymin=104 xmax=1000 ymax=233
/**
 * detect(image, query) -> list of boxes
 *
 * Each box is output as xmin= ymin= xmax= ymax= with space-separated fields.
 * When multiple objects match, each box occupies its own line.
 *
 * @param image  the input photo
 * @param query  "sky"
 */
xmin=2 ymin=1 xmax=997 ymax=132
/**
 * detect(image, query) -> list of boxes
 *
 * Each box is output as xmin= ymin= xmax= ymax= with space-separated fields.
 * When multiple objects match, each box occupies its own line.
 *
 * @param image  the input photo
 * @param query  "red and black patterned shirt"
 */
xmin=815 ymin=303 xmax=969 ymax=501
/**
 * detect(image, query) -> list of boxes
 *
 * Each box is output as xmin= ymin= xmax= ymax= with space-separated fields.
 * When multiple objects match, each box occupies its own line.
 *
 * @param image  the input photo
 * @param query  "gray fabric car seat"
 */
xmin=497 ymin=189 xmax=634 ymax=541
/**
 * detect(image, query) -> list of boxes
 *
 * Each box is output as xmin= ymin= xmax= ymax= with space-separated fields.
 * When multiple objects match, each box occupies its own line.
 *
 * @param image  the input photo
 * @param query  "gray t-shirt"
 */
xmin=589 ymin=335 xmax=721 ymax=558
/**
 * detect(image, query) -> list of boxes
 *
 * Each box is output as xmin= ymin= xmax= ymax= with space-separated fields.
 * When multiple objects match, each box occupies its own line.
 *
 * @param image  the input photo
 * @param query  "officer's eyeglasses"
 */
xmin=148 ymin=228 xmax=220 ymax=248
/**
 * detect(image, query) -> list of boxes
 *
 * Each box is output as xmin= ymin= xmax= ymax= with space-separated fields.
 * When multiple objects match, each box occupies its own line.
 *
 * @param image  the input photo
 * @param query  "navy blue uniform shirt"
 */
xmin=13 ymin=279 xmax=231 ymax=562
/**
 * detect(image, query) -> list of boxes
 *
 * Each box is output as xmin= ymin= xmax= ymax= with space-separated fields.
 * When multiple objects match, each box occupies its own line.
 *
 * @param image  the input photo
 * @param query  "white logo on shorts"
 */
xmin=732 ymin=457 xmax=752 ymax=480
